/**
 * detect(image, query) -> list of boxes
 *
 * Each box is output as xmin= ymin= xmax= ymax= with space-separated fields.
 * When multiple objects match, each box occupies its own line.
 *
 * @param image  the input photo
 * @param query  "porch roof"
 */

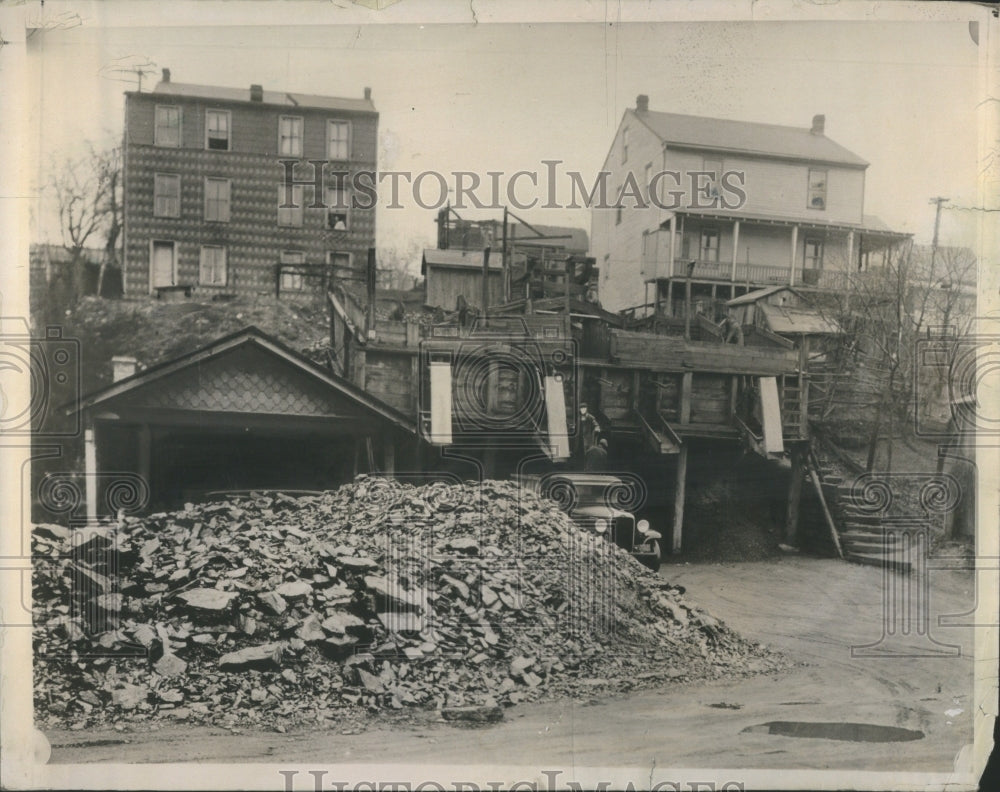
xmin=668 ymin=208 xmax=911 ymax=242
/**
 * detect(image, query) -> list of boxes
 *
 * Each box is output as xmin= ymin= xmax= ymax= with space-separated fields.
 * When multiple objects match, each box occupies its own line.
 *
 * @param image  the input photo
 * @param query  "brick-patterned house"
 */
xmin=592 ymin=95 xmax=911 ymax=314
xmin=122 ymin=69 xmax=377 ymax=296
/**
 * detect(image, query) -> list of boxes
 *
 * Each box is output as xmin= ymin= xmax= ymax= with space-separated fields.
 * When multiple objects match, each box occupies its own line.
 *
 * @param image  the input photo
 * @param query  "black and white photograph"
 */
xmin=1 ymin=1 xmax=997 ymax=789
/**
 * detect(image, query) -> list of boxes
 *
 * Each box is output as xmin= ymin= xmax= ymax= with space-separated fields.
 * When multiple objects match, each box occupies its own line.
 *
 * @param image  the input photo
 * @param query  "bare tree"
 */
xmin=51 ymin=143 xmax=122 ymax=302
xmin=814 ymin=239 xmax=976 ymax=472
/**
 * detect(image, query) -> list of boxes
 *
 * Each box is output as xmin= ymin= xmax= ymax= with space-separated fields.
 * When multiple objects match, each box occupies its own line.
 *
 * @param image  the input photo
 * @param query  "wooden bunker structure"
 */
xmin=329 ymin=247 xmax=818 ymax=553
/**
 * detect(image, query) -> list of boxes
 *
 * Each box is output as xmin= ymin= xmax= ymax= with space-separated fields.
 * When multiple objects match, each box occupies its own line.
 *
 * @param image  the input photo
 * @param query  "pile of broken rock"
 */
xmin=33 ymin=477 xmax=784 ymax=731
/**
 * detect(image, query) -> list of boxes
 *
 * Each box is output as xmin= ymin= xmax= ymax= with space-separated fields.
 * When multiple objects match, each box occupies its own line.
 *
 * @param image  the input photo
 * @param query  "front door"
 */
xmin=151 ymin=241 xmax=176 ymax=289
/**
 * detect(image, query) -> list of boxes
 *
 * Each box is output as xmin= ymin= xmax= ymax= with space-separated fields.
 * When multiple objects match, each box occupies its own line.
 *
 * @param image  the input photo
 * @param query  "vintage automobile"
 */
xmin=524 ymin=473 xmax=662 ymax=571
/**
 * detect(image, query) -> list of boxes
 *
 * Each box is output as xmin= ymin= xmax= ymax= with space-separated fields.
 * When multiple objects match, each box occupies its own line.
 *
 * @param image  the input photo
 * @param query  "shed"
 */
xmin=72 ymin=326 xmax=415 ymax=517
xmin=421 ymin=248 xmax=503 ymax=311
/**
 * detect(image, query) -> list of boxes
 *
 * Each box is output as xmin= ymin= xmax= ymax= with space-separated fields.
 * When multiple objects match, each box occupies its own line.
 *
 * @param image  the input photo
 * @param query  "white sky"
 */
xmin=25 ymin=8 xmax=985 ymax=263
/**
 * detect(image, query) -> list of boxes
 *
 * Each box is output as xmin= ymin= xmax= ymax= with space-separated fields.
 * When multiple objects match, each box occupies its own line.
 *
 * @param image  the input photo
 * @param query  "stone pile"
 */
xmin=33 ymin=477 xmax=783 ymax=731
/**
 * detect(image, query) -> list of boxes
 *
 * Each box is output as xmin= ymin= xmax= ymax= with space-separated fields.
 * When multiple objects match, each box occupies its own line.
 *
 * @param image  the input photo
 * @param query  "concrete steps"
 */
xmin=815 ymin=463 xmax=922 ymax=575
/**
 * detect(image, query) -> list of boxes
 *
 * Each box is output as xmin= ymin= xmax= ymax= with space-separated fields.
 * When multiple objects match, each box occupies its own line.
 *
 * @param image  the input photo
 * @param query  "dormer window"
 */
xmin=808 ymin=169 xmax=827 ymax=210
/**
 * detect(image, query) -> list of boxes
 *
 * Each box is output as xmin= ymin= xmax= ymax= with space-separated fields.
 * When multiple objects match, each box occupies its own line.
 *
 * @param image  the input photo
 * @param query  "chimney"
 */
xmin=112 ymin=355 xmax=138 ymax=382
xmin=636 ymin=94 xmax=649 ymax=113
xmin=364 ymin=86 xmax=372 ymax=102
xmin=161 ymin=68 xmax=171 ymax=83
xmin=811 ymin=114 xmax=825 ymax=135
xmin=250 ymin=84 xmax=263 ymax=102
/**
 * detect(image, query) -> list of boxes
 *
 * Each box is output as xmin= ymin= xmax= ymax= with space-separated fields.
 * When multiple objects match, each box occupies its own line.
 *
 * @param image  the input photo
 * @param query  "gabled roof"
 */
xmin=422 ymin=248 xmax=503 ymax=274
xmin=149 ymin=81 xmax=376 ymax=113
xmin=631 ymin=109 xmax=868 ymax=168
xmin=73 ymin=326 xmax=414 ymax=433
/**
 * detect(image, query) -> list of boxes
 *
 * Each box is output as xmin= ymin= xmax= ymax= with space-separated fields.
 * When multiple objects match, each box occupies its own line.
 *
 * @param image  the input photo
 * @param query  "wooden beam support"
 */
xmin=671 ymin=443 xmax=688 ymax=553
xmin=680 ymin=372 xmax=693 ymax=424
xmin=785 ymin=444 xmax=806 ymax=544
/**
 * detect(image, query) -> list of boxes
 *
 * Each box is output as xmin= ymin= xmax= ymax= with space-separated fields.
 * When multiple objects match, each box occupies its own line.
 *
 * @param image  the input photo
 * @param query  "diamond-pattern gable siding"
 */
xmin=114 ymin=343 xmax=367 ymax=417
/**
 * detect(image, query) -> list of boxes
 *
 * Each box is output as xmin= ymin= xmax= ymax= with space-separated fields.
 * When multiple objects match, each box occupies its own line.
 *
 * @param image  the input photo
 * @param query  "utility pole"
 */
xmin=929 ymin=197 xmax=949 ymax=275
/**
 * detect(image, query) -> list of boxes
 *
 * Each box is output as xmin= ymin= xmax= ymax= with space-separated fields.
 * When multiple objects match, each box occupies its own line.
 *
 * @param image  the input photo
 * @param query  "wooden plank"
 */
xmin=759 ymin=376 xmax=785 ymax=454
xmin=809 ymin=463 xmax=844 ymax=559
xmin=545 ymin=375 xmax=571 ymax=460
xmin=680 ymin=372 xmax=692 ymax=424
xmin=672 ymin=444 xmax=688 ymax=553
xmin=429 ymin=362 xmax=453 ymax=445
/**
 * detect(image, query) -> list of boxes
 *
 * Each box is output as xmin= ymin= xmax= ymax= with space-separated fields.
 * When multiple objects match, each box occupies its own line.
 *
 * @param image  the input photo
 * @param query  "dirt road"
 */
xmin=44 ymin=557 xmax=975 ymax=771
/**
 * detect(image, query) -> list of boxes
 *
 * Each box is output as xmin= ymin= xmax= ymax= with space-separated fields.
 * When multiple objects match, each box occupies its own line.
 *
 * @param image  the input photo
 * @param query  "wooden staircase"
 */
xmin=813 ymin=467 xmax=925 ymax=574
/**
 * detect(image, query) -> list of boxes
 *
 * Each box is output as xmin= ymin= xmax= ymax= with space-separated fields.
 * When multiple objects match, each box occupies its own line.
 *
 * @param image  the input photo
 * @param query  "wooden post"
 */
xmin=366 ymin=247 xmax=377 ymax=335
xmin=137 ymin=424 xmax=151 ymax=495
xmin=383 ymin=435 xmax=395 ymax=475
xmin=731 ymin=219 xmax=740 ymax=284
xmin=668 ymin=214 xmax=677 ymax=277
xmin=671 ymin=443 xmax=688 ymax=553
xmin=85 ymin=425 xmax=98 ymax=522
xmin=798 ymin=336 xmax=810 ymax=436
xmin=789 ymin=224 xmax=799 ymax=285
xmin=847 ymin=230 xmax=856 ymax=272
xmin=666 ymin=280 xmax=673 ymax=317
xmin=481 ymin=246 xmax=492 ymax=326
xmin=502 ymin=207 xmax=510 ymax=302
xmin=785 ymin=444 xmax=805 ymax=544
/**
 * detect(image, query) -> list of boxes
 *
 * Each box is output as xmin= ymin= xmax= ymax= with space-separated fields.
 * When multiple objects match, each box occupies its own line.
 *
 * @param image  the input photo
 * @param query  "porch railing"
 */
xmin=663 ymin=258 xmax=850 ymax=290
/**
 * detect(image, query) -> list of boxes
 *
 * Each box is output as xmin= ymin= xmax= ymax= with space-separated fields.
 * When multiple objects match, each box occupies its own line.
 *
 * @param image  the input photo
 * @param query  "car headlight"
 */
xmin=637 ymin=519 xmax=650 ymax=533
xmin=593 ymin=518 xmax=608 ymax=534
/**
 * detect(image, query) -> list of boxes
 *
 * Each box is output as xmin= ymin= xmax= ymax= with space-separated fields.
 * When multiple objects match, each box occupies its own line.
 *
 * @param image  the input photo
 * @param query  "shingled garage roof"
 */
xmin=152 ymin=81 xmax=376 ymax=113
xmin=632 ymin=110 xmax=869 ymax=168
xmin=74 ymin=326 xmax=415 ymax=434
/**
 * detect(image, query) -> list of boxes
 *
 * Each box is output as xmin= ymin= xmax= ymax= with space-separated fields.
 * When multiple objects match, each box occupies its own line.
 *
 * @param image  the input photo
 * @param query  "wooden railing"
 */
xmin=662 ymin=258 xmax=851 ymax=290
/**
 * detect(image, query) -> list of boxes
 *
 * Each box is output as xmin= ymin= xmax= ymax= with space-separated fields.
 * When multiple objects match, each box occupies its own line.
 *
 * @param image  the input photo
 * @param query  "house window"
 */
xmin=621 ymin=127 xmax=629 ymax=164
xmin=154 ymin=105 xmax=181 ymax=147
xmin=700 ymin=228 xmax=720 ymax=261
xmin=153 ymin=173 xmax=180 ymax=218
xmin=804 ymin=238 xmax=824 ymax=269
xmin=204 ymin=178 xmax=231 ymax=222
xmin=808 ymin=169 xmax=827 ymax=210
xmin=278 ymin=116 xmax=303 ymax=157
xmin=703 ymin=157 xmax=723 ymax=199
xmin=327 ymin=120 xmax=351 ymax=160
xmin=205 ymin=109 xmax=231 ymax=151
xmin=277 ymin=184 xmax=304 ymax=227
xmin=326 ymin=185 xmax=349 ymax=230
xmin=199 ymin=246 xmax=227 ymax=285
xmin=280 ymin=250 xmax=305 ymax=291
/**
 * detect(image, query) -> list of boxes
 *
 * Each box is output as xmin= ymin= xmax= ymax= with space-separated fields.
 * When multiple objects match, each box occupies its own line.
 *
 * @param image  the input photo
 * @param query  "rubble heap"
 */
xmin=33 ymin=477 xmax=785 ymax=731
